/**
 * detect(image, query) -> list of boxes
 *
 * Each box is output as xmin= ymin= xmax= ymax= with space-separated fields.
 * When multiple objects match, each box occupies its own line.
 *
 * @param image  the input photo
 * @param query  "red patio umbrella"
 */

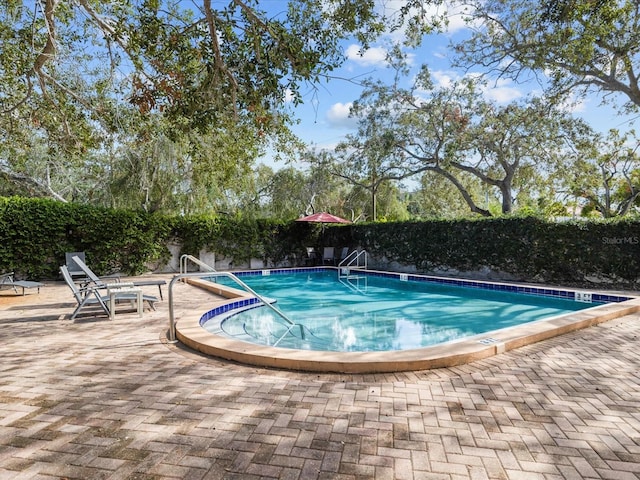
xmin=296 ymin=212 xmax=351 ymax=236
xmin=296 ymin=212 xmax=351 ymax=224
xmin=297 ymin=212 xmax=351 ymax=264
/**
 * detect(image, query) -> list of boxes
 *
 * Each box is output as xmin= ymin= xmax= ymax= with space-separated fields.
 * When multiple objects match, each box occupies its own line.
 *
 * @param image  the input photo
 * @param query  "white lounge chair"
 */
xmin=60 ymin=265 xmax=158 ymax=320
xmin=71 ymin=255 xmax=166 ymax=300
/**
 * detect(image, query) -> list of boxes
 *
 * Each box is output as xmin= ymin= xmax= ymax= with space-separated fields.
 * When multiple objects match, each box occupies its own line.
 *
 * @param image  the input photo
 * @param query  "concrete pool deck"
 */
xmin=1 ymin=277 xmax=640 ymax=479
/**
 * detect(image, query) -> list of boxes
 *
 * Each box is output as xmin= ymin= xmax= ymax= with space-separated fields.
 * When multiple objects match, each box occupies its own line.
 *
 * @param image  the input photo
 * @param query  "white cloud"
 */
xmin=432 ymin=70 xmax=456 ymax=88
xmin=345 ymin=44 xmax=389 ymax=67
xmin=310 ymin=140 xmax=343 ymax=152
xmin=284 ymin=88 xmax=295 ymax=103
xmin=481 ymin=79 xmax=523 ymax=103
xmin=403 ymin=51 xmax=417 ymax=66
xmin=557 ymin=95 xmax=588 ymax=114
xmin=442 ymin=2 xmax=478 ymax=34
xmin=430 ymin=70 xmax=524 ymax=104
xmin=325 ymin=102 xmax=359 ymax=129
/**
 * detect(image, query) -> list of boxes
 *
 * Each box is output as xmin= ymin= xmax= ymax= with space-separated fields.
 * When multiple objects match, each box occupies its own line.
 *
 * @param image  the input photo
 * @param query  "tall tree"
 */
xmin=1 ymin=1 xmax=387 ymax=130
xmin=344 ymin=63 xmax=583 ymax=217
xmin=0 ymin=0 xmax=392 ymax=204
xmin=455 ymin=0 xmax=640 ymax=112
xmin=322 ymin=52 xmax=433 ymax=221
xmin=409 ymin=171 xmax=485 ymax=219
xmin=455 ymin=95 xmax=582 ymax=215
xmin=299 ymin=149 xmax=357 ymax=219
xmin=563 ymin=128 xmax=640 ymax=217
xmin=331 ymin=120 xmax=426 ymax=221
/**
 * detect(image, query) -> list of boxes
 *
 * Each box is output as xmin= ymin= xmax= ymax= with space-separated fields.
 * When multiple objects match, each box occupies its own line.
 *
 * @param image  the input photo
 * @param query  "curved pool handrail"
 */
xmin=180 ymin=254 xmax=216 ymax=274
xmin=169 ymin=257 xmax=298 ymax=342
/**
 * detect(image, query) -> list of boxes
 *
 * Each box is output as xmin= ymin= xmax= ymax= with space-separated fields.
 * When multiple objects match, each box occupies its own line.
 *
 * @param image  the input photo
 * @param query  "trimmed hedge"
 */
xmin=175 ymin=214 xmax=317 ymax=268
xmin=329 ymin=217 xmax=640 ymax=287
xmin=0 ymin=197 xmax=638 ymax=288
xmin=0 ymin=197 xmax=319 ymax=279
xmin=0 ymin=197 xmax=174 ymax=279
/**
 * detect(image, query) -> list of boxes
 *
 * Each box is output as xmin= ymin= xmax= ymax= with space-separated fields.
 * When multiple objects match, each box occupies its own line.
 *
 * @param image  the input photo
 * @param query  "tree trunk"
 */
xmin=371 ymin=186 xmax=377 ymax=221
xmin=499 ymin=183 xmax=513 ymax=214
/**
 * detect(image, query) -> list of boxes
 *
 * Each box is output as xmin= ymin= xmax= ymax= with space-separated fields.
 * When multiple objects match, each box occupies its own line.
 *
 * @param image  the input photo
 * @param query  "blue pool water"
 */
xmin=202 ymin=270 xmax=602 ymax=352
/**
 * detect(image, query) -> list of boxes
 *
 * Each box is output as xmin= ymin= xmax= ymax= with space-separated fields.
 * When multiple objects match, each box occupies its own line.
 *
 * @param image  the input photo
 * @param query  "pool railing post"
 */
xmin=168 ymin=271 xmax=220 ymax=343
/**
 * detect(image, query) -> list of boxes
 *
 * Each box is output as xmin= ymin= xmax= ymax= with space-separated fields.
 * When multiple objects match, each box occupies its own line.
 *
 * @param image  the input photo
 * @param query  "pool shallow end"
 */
xmin=178 ymin=318 xmax=500 ymax=372
xmin=175 ymin=277 xmax=640 ymax=373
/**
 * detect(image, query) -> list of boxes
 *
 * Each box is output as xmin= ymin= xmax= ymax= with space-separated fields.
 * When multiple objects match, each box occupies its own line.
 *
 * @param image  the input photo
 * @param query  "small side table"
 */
xmin=107 ymin=283 xmax=143 ymax=320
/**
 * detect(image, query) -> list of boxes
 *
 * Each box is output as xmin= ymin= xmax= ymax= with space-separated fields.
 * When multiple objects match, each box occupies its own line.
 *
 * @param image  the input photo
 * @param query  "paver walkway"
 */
xmin=0 ymin=279 xmax=639 ymax=479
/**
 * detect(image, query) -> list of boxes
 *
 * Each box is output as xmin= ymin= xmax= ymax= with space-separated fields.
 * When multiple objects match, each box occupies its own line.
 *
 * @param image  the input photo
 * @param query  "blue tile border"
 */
xmin=199 ymin=296 xmax=262 ymax=325
xmin=231 ymin=267 xmax=634 ymax=303
xmin=199 ymin=267 xmax=636 ymax=327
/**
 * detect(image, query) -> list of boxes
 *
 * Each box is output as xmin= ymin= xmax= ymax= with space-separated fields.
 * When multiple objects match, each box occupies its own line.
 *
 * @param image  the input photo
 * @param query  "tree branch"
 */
xmin=32 ymin=0 xmax=59 ymax=75
xmin=0 ymin=167 xmax=67 ymax=203
xmin=203 ymin=0 xmax=238 ymax=116
xmin=426 ymin=165 xmax=492 ymax=217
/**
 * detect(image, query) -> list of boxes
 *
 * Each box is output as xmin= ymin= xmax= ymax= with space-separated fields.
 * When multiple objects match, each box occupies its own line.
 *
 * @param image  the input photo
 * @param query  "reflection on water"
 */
xmin=220 ymin=308 xmax=492 ymax=352
xmin=331 ymin=319 xmax=357 ymax=350
xmin=208 ymin=271 xmax=592 ymax=352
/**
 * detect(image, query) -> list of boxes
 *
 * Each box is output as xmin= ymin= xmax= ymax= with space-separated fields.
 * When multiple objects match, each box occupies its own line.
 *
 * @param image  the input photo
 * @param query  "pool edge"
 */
xmin=175 ymin=276 xmax=640 ymax=373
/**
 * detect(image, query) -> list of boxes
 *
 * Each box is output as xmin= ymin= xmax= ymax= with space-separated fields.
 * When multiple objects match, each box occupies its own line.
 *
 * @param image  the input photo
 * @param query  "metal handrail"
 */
xmin=337 ymin=250 xmax=369 ymax=293
xmin=180 ymin=254 xmax=216 ymax=274
xmin=169 ymin=256 xmax=299 ymax=342
xmin=338 ymin=250 xmax=357 ymax=268
xmin=273 ymin=323 xmax=300 ymax=347
xmin=338 ymin=249 xmax=367 ymax=271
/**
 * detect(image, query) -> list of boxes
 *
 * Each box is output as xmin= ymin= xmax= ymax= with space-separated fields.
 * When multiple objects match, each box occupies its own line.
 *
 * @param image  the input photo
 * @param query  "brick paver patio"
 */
xmin=0 ymin=279 xmax=639 ymax=479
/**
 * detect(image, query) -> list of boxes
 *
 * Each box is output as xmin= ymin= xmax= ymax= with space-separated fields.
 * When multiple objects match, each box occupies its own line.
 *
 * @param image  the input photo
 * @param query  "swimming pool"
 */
xmin=207 ymin=270 xmax=596 ymax=352
xmin=175 ymin=268 xmax=639 ymax=372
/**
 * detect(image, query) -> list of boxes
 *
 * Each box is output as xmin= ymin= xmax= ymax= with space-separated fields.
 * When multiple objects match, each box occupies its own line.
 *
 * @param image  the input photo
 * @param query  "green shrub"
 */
xmin=1 ymin=197 xmax=638 ymax=288
xmin=0 ymin=197 xmax=172 ymax=279
xmin=335 ymin=217 xmax=640 ymax=287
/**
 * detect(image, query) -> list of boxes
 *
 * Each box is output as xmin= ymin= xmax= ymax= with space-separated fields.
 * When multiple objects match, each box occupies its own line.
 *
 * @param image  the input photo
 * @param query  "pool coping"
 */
xmin=175 ymin=268 xmax=640 ymax=373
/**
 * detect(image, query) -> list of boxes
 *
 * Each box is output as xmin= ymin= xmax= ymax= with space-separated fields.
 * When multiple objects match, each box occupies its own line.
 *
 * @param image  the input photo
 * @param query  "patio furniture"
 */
xmin=107 ymin=283 xmax=143 ymax=320
xmin=65 ymin=251 xmax=87 ymax=279
xmin=124 ymin=279 xmax=166 ymax=300
xmin=60 ymin=265 xmax=158 ymax=320
xmin=60 ymin=265 xmax=110 ymax=320
xmin=322 ymin=247 xmax=336 ymax=265
xmin=71 ymin=255 xmax=166 ymax=300
xmin=0 ymin=272 xmax=44 ymax=295
xmin=66 ymin=251 xmax=122 ymax=284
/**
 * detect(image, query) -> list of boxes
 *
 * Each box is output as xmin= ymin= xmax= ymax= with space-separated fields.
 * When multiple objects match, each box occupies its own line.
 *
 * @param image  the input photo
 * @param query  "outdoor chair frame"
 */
xmin=0 ymin=272 xmax=44 ymax=295
xmin=60 ymin=265 xmax=158 ymax=320
xmin=71 ymin=255 xmax=165 ymax=301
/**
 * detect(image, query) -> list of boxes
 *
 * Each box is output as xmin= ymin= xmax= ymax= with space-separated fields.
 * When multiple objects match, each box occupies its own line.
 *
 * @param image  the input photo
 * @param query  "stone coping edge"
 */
xmin=175 ymin=276 xmax=640 ymax=373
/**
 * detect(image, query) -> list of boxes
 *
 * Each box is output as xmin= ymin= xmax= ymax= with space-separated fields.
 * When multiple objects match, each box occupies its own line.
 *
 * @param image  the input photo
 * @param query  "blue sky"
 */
xmin=264 ymin=1 xmax=638 ymax=172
